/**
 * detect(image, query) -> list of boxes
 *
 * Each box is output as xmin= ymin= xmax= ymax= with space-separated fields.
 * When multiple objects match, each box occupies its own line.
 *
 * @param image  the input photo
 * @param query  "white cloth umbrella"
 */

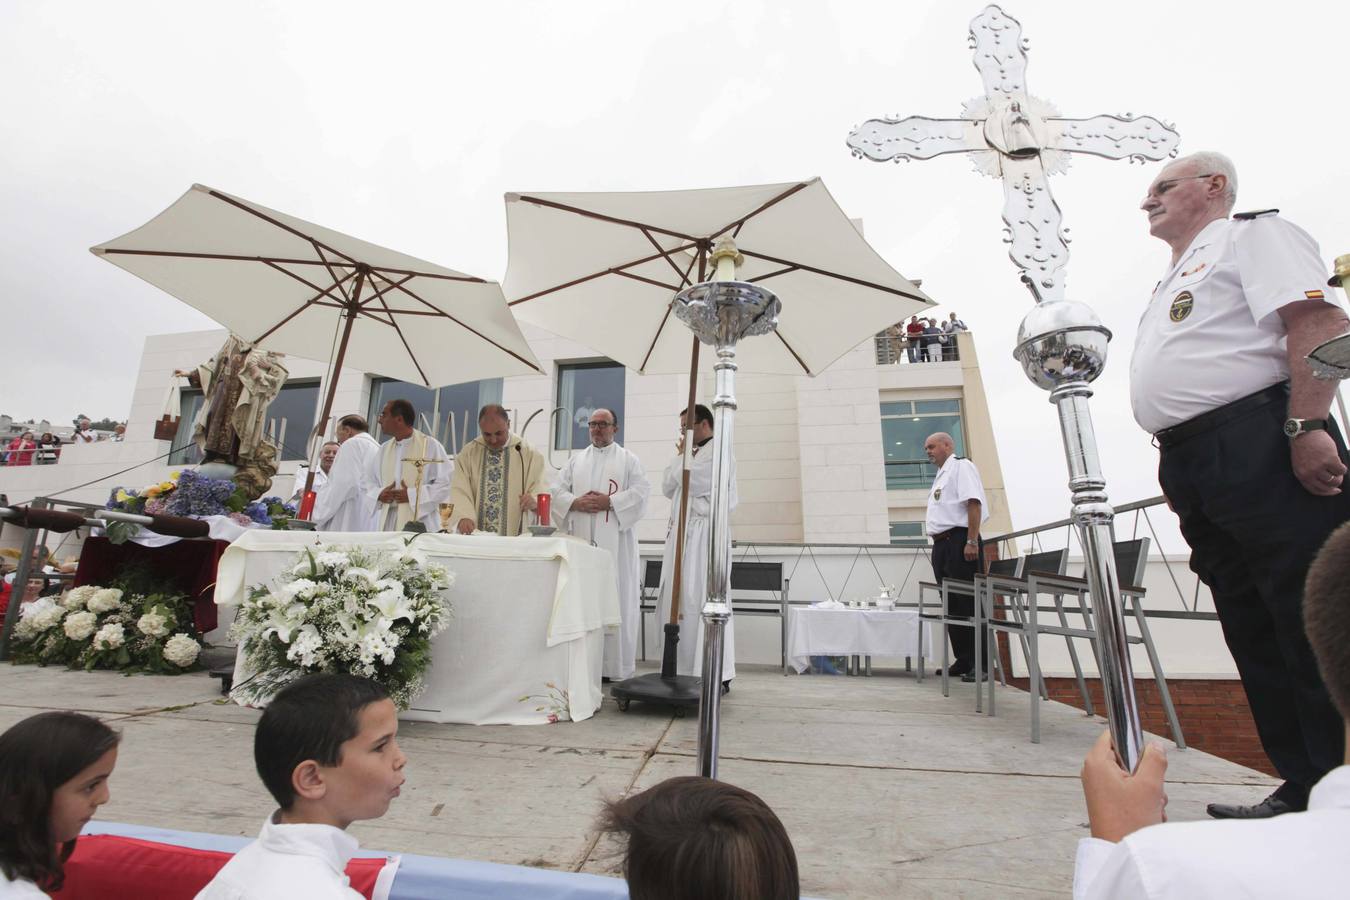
xmin=503 ymin=177 xmax=933 ymax=375
xmin=92 ymin=184 xmax=542 ymax=429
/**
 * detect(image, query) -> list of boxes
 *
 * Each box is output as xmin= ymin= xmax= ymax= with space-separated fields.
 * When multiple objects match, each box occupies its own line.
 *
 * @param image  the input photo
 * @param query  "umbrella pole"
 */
xmin=663 ymin=335 xmax=702 ymax=679
xmin=304 ymin=266 xmax=368 ymax=499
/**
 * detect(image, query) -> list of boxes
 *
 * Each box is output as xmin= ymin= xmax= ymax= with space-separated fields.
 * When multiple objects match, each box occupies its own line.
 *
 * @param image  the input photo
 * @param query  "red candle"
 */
xmin=298 ymin=490 xmax=317 ymax=520
xmin=535 ymin=493 xmax=550 ymax=526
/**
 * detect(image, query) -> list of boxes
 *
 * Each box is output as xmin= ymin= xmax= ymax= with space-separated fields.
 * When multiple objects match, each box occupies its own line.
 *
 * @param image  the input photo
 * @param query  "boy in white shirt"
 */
xmin=195 ymin=674 xmax=407 ymax=900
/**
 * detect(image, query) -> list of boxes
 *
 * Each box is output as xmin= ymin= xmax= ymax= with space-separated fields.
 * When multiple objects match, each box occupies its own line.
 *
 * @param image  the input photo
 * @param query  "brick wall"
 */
xmin=1007 ymin=673 xmax=1275 ymax=776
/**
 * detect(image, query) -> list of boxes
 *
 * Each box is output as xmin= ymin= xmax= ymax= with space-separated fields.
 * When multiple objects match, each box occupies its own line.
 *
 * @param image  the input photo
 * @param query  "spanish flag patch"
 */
xmin=1306 ymin=289 xmax=1326 ymax=300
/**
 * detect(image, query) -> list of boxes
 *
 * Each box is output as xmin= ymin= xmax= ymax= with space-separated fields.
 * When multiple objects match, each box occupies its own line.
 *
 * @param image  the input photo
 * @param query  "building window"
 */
xmin=168 ymin=379 xmax=321 ymax=464
xmin=367 ymin=377 xmax=504 ymax=455
xmin=555 ymin=361 xmax=625 ymax=451
xmin=880 ymin=398 xmax=965 ymax=490
xmin=889 ymin=522 xmax=927 ymax=546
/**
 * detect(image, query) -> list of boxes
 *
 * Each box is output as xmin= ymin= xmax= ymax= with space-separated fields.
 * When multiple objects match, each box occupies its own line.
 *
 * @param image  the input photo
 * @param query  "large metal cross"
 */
xmin=846 ymin=4 xmax=1185 ymax=772
xmin=847 ymin=4 xmax=1179 ymax=304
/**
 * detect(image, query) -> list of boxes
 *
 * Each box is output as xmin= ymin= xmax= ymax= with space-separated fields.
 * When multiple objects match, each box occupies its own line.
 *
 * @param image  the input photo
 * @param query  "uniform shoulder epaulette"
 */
xmin=1233 ymin=208 xmax=1279 ymax=220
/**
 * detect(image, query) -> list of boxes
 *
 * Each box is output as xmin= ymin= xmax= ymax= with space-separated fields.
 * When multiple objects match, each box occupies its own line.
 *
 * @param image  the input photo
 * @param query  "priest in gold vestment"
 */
xmin=449 ymin=404 xmax=547 ymax=535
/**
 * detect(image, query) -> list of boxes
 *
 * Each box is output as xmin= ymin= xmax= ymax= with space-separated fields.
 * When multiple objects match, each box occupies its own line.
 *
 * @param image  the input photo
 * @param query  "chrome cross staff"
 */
xmin=846 ymin=4 xmax=1182 ymax=772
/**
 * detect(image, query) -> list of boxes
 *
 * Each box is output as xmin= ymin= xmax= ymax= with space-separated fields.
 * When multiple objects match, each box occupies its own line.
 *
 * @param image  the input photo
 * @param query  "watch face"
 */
xmin=1284 ymin=419 xmax=1301 ymax=437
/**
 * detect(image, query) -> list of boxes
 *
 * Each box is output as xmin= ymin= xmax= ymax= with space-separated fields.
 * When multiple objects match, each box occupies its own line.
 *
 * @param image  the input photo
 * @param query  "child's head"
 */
xmin=254 ymin=674 xmax=406 ymax=828
xmin=600 ymin=776 xmax=799 ymax=900
xmin=1304 ymin=521 xmax=1350 ymax=726
xmin=0 ymin=711 xmax=120 ymax=890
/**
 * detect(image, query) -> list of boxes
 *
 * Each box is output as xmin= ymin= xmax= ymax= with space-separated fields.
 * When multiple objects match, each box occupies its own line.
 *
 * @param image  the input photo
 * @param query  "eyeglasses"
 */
xmin=1145 ymin=173 xmax=1216 ymax=200
xmin=587 ymin=421 xmax=615 ymax=429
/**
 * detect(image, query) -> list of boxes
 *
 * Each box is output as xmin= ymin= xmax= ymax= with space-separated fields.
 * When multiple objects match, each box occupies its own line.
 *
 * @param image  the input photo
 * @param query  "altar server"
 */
xmin=365 ymin=399 xmax=451 ymax=532
xmin=313 ymin=416 xmax=380 ymax=532
xmin=449 ymin=404 xmax=547 ymax=535
xmin=551 ymin=408 xmax=650 ymax=680
xmin=655 ymin=404 xmax=737 ymax=683
xmin=195 ymin=674 xmax=406 ymax=900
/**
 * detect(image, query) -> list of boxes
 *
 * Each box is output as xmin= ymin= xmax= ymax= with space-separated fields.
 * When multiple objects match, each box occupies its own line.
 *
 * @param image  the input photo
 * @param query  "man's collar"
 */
xmin=696 ymin=435 xmax=713 ymax=448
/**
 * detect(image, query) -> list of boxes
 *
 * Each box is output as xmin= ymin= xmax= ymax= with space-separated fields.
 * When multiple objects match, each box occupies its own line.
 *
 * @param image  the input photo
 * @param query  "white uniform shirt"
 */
xmin=925 ymin=456 xmax=989 ymax=536
xmin=313 ymin=432 xmax=380 ymax=532
xmin=193 ymin=814 xmax=364 ymax=900
xmin=1129 ymin=214 xmax=1338 ymax=434
xmin=1073 ymin=765 xmax=1350 ymax=899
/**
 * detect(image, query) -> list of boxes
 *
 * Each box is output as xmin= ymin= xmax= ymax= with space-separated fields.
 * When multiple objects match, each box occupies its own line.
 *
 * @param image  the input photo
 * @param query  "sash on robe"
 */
xmin=377 ymin=430 xmax=430 ymax=531
xmin=478 ymin=446 xmax=510 ymax=535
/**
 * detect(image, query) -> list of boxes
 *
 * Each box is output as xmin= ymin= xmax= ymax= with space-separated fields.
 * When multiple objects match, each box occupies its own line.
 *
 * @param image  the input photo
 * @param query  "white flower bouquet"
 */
xmin=231 ymin=542 xmax=454 ymax=709
xmin=10 ymin=582 xmax=204 ymax=674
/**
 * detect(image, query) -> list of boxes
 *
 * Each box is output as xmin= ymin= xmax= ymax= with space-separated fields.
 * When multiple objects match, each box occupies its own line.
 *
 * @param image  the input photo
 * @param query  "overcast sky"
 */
xmin=3 ymin=0 xmax=1346 ymax=548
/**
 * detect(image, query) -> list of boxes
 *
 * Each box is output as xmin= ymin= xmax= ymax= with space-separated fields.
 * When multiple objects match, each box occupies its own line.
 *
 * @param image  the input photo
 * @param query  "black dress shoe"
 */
xmin=1206 ymin=791 xmax=1301 ymax=820
xmin=936 ymin=660 xmax=974 ymax=678
xmin=961 ymin=671 xmax=989 ymax=683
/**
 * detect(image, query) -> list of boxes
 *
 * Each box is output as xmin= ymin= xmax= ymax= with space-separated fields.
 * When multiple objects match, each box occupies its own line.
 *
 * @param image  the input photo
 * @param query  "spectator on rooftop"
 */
xmin=4 ymin=432 xmax=37 ymax=466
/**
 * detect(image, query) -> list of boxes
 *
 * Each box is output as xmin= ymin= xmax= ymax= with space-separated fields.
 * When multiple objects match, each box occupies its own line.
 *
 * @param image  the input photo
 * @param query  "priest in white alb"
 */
xmin=312 ymin=415 xmax=380 ymax=532
xmin=364 ymin=399 xmax=451 ymax=532
xmin=551 ymin=408 xmax=650 ymax=680
xmin=449 ymin=404 xmax=547 ymax=536
xmin=655 ymin=403 xmax=737 ymax=684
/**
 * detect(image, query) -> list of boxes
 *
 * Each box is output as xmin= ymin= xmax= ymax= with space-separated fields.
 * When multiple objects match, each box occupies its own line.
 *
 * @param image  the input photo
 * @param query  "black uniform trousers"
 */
xmin=930 ymin=526 xmax=982 ymax=664
xmin=1159 ymin=389 xmax=1348 ymax=803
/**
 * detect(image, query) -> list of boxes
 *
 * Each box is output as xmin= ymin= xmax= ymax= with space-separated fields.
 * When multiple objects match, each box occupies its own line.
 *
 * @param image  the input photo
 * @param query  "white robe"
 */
xmin=551 ymin=442 xmax=650 ymax=680
xmin=655 ymin=439 xmax=737 ymax=680
xmin=193 ymin=814 xmax=365 ymax=900
xmin=365 ymin=431 xmax=452 ymax=532
xmin=313 ymin=432 xmax=380 ymax=532
xmin=289 ymin=465 xmax=329 ymax=505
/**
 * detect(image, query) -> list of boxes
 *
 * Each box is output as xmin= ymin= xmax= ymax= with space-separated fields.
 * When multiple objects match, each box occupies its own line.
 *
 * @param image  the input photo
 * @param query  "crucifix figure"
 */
xmin=847 ymin=4 xmax=1185 ymax=773
xmin=847 ymin=4 xmax=1179 ymax=304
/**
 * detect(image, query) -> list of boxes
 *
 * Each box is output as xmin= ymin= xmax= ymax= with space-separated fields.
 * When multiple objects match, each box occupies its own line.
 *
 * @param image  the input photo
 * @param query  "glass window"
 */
xmin=169 ymin=388 xmax=205 ymax=466
xmin=889 ymin=522 xmax=927 ymax=546
xmin=880 ymin=401 xmax=912 ymax=417
xmin=367 ymin=377 xmax=504 ymax=455
xmin=266 ymin=381 xmax=321 ymax=461
xmin=555 ymin=362 xmax=625 ymax=451
xmin=169 ymin=380 xmax=321 ymax=464
xmin=880 ymin=398 xmax=965 ymax=490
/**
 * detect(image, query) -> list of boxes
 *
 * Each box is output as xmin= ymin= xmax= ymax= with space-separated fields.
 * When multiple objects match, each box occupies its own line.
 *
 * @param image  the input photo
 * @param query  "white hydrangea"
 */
xmin=163 ymin=633 xmax=201 ymax=668
xmin=87 ymin=588 xmax=125 ymax=614
xmin=281 ymin=578 xmax=319 ymax=601
xmin=63 ymin=611 xmax=98 ymax=641
xmin=61 ymin=585 xmax=98 ymax=610
xmin=285 ymin=624 xmax=325 ymax=668
xmin=93 ymin=622 xmax=125 ymax=650
xmin=137 ymin=611 xmax=170 ymax=637
xmin=15 ymin=597 xmax=62 ymax=641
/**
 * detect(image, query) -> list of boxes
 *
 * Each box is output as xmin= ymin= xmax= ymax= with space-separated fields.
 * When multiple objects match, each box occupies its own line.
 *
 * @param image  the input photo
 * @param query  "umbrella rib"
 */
xmin=640 ymin=227 xmax=693 ymax=287
xmin=738 ymin=249 xmax=926 ymax=300
xmin=749 ymin=264 xmax=799 ymax=283
xmin=99 ymin=248 xmax=356 ymax=268
xmin=253 ymin=263 xmax=359 ymax=343
xmin=508 ymin=243 xmax=699 ymax=306
xmin=716 ymin=181 xmax=813 ymax=240
xmin=613 ymin=270 xmax=682 ymax=292
xmin=389 ymin=280 xmax=543 ymax=374
xmin=205 ymin=189 xmax=362 ymax=267
xmin=313 ymin=242 xmax=353 ymax=302
xmin=514 ymin=195 xmax=702 ymax=243
xmin=370 ymin=290 xmax=433 ymax=387
xmin=773 ymin=330 xmax=811 ymax=374
xmin=638 ymin=302 xmax=677 ymax=373
xmin=357 ymin=272 xmax=417 ymax=309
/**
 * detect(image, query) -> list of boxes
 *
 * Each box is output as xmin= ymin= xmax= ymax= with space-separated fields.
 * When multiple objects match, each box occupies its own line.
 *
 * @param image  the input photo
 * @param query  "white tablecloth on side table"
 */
xmin=786 ymin=606 xmax=934 ymax=673
xmin=213 ymin=531 xmax=620 ymax=725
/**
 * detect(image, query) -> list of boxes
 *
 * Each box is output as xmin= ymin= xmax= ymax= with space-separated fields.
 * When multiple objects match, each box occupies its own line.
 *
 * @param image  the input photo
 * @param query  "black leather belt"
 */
xmin=1154 ymin=382 xmax=1288 ymax=449
xmin=931 ymin=527 xmax=968 ymax=542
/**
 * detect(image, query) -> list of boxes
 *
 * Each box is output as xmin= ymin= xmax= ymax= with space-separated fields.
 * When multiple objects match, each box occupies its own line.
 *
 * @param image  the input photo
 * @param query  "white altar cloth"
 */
xmin=214 ymin=531 xmax=620 ymax=725
xmin=786 ymin=606 xmax=934 ymax=673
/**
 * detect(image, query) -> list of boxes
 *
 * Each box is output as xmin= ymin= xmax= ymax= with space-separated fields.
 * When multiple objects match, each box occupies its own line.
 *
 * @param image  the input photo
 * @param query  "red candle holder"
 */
xmin=297 ymin=490 xmax=317 ymax=520
xmin=535 ymin=493 xmax=550 ymax=525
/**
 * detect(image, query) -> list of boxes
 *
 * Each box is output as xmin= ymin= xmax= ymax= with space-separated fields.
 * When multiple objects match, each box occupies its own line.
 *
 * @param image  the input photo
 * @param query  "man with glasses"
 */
xmin=550 ymin=409 xmax=650 ymax=680
xmin=1130 ymin=151 xmax=1350 ymax=820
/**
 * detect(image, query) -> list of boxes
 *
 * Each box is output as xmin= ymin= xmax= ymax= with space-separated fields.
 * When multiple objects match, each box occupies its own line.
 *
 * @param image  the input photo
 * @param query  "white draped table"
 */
xmin=214 ymin=531 xmax=620 ymax=725
xmin=786 ymin=605 xmax=934 ymax=674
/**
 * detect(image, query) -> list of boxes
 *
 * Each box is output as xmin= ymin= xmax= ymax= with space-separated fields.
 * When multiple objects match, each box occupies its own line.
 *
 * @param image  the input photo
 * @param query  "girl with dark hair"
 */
xmin=0 ymin=711 xmax=120 ymax=897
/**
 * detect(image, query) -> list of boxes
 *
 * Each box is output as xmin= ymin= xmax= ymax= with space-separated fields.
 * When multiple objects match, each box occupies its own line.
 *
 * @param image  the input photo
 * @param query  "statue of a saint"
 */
xmin=174 ymin=334 xmax=288 ymax=500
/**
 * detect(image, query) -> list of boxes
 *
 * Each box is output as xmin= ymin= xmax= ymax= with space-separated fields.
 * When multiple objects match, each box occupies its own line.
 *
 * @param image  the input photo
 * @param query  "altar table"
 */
xmin=786 ymin=605 xmax=934 ymax=674
xmin=214 ymin=531 xmax=619 ymax=725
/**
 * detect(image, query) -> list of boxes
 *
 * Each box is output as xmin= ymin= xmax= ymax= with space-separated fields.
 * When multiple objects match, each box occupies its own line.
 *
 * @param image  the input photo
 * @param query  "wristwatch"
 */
xmin=1284 ymin=417 xmax=1328 ymax=439
xmin=965 ymin=539 xmax=978 ymax=546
